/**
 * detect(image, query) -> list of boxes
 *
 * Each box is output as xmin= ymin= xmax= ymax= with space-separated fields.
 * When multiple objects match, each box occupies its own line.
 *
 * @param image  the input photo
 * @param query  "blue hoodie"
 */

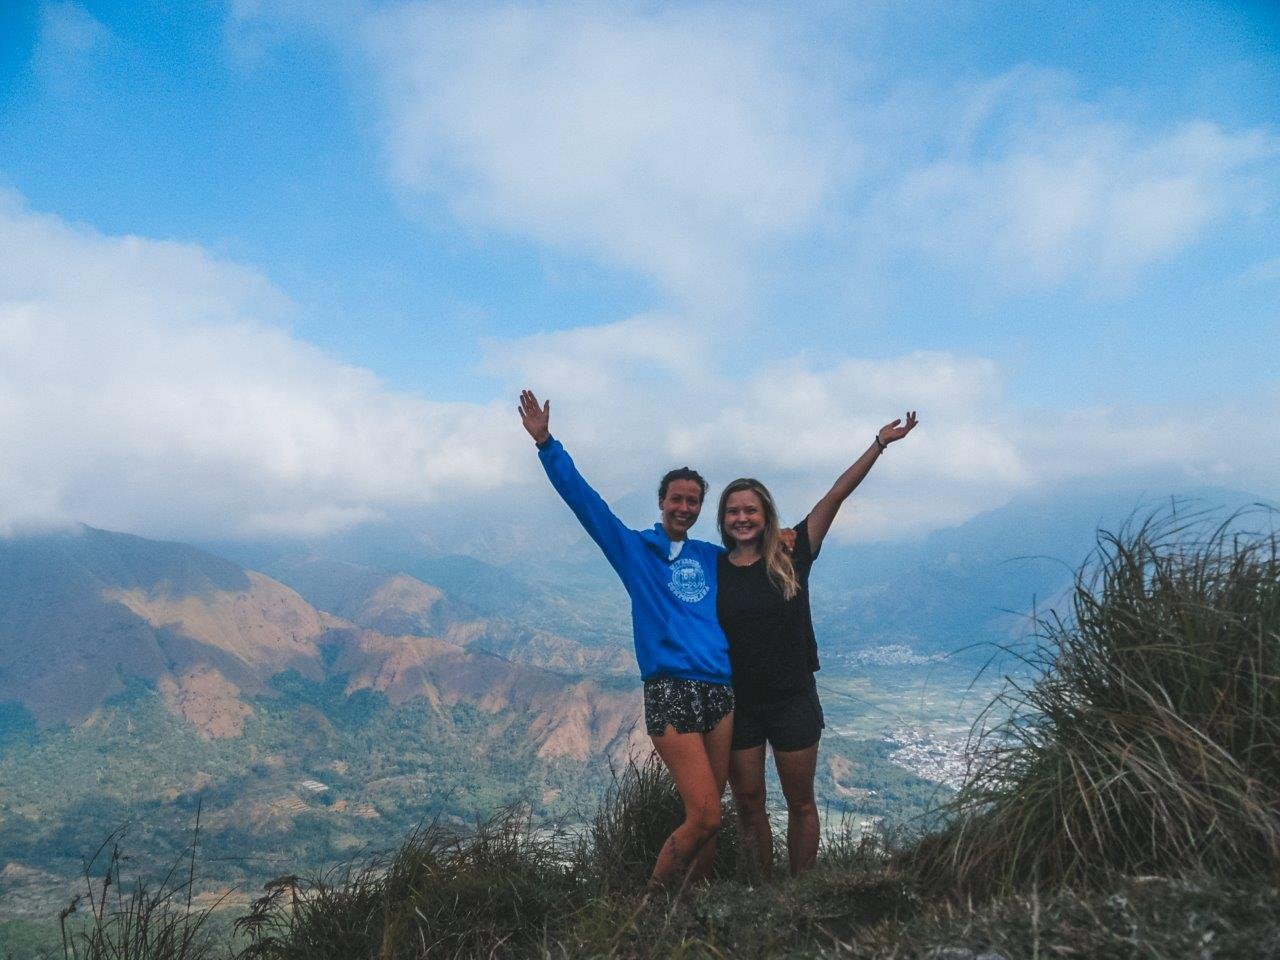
xmin=537 ymin=438 xmax=730 ymax=685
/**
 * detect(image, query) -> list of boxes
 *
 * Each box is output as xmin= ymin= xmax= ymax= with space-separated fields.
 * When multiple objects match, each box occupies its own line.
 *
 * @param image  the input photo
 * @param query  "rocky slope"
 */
xmin=0 ymin=525 xmax=638 ymax=759
xmin=265 ymin=555 xmax=635 ymax=675
xmin=0 ymin=525 xmax=324 ymax=727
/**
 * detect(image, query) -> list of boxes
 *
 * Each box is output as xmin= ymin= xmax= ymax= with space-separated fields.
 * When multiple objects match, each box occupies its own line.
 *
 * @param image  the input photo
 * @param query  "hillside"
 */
xmin=0 ymin=525 xmax=944 ymax=928
xmin=808 ymin=483 xmax=1273 ymax=664
xmin=262 ymin=555 xmax=635 ymax=675
xmin=7 ymin=491 xmax=1269 ymax=952
xmin=0 ymin=525 xmax=634 ymax=740
xmin=0 ymin=526 xmax=325 ymax=727
xmin=222 ymin=483 xmax=1273 ymax=670
xmin=8 ymin=503 xmax=1273 ymax=960
xmin=0 ymin=526 xmax=648 ymax=915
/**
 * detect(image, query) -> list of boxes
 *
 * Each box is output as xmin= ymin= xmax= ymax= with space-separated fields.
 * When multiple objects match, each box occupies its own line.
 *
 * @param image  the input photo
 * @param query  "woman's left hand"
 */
xmin=877 ymin=411 xmax=918 ymax=446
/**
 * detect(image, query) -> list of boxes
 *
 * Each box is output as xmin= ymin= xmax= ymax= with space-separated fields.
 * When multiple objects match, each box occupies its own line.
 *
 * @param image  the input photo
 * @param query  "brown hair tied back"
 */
xmin=717 ymin=478 xmax=799 ymax=601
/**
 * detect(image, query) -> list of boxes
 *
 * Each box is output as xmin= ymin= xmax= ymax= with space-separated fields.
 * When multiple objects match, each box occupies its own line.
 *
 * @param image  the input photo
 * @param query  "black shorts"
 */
xmin=731 ymin=675 xmax=824 ymax=752
xmin=643 ymin=678 xmax=735 ymax=737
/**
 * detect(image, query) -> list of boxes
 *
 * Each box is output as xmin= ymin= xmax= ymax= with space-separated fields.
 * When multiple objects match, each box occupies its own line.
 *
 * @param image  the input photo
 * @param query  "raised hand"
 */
xmin=518 ymin=389 xmax=551 ymax=444
xmin=809 ymin=410 xmax=919 ymax=552
xmin=877 ymin=410 xmax=918 ymax=447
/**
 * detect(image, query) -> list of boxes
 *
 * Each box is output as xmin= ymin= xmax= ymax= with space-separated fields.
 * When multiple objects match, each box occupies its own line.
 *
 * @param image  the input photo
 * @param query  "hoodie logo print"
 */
xmin=667 ymin=558 xmax=709 ymax=603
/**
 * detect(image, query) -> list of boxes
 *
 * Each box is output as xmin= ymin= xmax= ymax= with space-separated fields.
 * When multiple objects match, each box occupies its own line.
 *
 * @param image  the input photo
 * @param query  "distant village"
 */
xmin=883 ymin=725 xmax=974 ymax=790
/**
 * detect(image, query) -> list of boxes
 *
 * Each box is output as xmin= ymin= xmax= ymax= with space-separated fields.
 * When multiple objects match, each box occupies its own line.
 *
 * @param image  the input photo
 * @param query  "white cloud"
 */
xmin=484 ymin=313 xmax=707 ymax=397
xmin=223 ymin=0 xmax=360 ymax=68
xmin=229 ymin=8 xmax=1277 ymax=306
xmin=1015 ymin=399 xmax=1280 ymax=492
xmin=665 ymin=352 xmax=1020 ymax=481
xmin=37 ymin=1 xmax=110 ymax=55
xmin=32 ymin=1 xmax=113 ymax=92
xmin=488 ymin=324 xmax=1035 ymax=540
xmin=1242 ymin=255 xmax=1280 ymax=284
xmin=3 ymin=188 xmax=1273 ymax=549
xmin=0 ymin=192 xmax=516 ymax=538
xmin=879 ymin=69 xmax=1279 ymax=289
xmin=358 ymin=1 xmax=845 ymax=306
xmin=489 ymin=320 xmax=1280 ymax=543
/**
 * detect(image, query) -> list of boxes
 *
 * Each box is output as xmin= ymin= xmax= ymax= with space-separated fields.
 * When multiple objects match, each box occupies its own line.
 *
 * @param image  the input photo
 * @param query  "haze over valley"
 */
xmin=2 ymin=483 xmax=1268 ymax=922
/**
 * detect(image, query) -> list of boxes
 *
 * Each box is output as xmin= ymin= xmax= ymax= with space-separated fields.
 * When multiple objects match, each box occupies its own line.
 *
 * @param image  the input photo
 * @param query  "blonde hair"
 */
xmin=717 ymin=478 xmax=799 ymax=601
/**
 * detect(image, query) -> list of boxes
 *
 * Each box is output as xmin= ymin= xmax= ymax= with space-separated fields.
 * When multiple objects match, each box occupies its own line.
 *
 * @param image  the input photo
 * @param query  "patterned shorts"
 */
xmin=643 ymin=678 xmax=735 ymax=737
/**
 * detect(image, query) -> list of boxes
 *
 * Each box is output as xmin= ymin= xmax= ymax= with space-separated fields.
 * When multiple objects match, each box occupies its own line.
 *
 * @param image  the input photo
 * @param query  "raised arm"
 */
xmin=519 ymin=389 xmax=551 ymax=444
xmin=518 ymin=389 xmax=634 ymax=574
xmin=805 ymin=412 xmax=918 ymax=552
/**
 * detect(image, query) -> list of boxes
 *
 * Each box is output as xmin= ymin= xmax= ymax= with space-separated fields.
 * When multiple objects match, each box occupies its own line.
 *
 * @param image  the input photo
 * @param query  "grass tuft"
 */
xmin=236 ymin=755 xmax=743 ymax=958
xmin=584 ymin=752 xmax=740 ymax=890
xmin=911 ymin=507 xmax=1280 ymax=896
xmin=57 ymin=816 xmax=224 ymax=960
xmin=237 ymin=807 xmax=583 ymax=960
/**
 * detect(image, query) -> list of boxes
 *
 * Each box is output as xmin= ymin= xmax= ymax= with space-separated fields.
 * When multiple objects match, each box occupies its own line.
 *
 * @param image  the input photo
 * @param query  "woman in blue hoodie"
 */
xmin=519 ymin=389 xmax=731 ymax=888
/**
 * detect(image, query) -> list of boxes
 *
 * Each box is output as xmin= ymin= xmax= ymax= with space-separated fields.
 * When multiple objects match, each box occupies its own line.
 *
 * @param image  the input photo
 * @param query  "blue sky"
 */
xmin=0 ymin=0 xmax=1277 ymax=548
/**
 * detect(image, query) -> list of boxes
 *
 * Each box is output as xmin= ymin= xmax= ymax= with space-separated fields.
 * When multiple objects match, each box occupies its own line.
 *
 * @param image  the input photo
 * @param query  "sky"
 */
xmin=0 ymin=0 xmax=1277 ymax=550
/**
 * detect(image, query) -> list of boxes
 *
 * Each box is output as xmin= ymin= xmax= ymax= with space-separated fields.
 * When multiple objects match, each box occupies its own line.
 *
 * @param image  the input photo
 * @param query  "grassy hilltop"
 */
xmin=6 ymin=509 xmax=1280 ymax=959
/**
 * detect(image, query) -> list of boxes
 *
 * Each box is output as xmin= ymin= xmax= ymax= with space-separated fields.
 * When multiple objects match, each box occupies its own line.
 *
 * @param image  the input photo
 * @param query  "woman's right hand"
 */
xmin=519 ymin=389 xmax=551 ymax=444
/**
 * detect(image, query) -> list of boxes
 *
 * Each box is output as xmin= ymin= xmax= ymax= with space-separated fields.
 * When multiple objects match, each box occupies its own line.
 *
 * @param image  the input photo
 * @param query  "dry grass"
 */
xmin=850 ymin=875 xmax=1280 ymax=960
xmin=910 ymin=508 xmax=1280 ymax=896
xmin=56 ymin=814 xmax=225 ymax=960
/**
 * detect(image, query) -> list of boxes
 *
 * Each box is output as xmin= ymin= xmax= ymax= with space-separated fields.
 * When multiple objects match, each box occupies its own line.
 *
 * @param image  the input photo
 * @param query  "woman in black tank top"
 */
xmin=717 ymin=411 xmax=917 ymax=877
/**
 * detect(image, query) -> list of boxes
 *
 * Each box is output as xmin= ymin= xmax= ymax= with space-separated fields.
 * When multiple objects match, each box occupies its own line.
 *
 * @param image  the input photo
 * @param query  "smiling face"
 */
xmin=721 ymin=489 xmax=766 ymax=548
xmin=659 ymin=479 xmax=704 ymax=541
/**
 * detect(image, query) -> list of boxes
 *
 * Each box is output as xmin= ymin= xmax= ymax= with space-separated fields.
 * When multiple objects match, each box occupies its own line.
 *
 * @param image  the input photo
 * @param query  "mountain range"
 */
xmin=0 ymin=483 xmax=1270 ymax=918
xmin=0 ymin=525 xmax=637 ymax=755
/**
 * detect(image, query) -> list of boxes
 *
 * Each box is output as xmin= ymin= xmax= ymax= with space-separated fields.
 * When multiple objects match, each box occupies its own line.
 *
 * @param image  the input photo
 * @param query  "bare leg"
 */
xmin=648 ymin=722 xmax=726 ymax=888
xmin=728 ymin=745 xmax=772 ymax=880
xmin=775 ymin=743 xmax=819 ymax=875
xmin=705 ymin=710 xmax=734 ymax=795
xmin=688 ymin=711 xmax=733 ymax=881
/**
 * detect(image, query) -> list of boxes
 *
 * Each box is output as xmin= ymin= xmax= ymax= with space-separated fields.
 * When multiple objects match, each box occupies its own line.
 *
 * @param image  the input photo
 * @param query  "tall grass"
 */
xmin=57 ymin=819 xmax=224 ymax=960
xmin=913 ymin=508 xmax=1280 ymax=895
xmin=584 ymin=752 xmax=739 ymax=890
xmin=238 ymin=755 xmax=739 ymax=959
xmin=236 ymin=808 xmax=582 ymax=960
